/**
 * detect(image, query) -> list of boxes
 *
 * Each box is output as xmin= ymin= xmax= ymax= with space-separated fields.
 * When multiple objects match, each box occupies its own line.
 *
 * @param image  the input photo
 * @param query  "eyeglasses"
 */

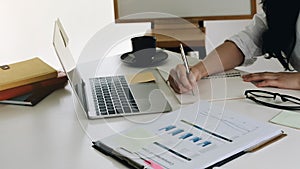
xmin=244 ymin=90 xmax=300 ymax=110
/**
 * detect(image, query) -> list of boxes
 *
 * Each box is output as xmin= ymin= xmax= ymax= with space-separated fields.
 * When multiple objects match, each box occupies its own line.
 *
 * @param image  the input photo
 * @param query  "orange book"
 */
xmin=0 ymin=57 xmax=57 ymax=91
xmin=0 ymin=71 xmax=68 ymax=101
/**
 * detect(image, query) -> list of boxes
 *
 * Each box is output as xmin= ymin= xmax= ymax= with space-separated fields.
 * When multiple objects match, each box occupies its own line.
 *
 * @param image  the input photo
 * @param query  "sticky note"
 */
xmin=127 ymin=72 xmax=156 ymax=84
xmin=270 ymin=110 xmax=300 ymax=129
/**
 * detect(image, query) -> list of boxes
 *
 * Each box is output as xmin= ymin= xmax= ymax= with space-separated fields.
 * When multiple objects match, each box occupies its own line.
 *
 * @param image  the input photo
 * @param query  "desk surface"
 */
xmin=1 ymin=51 xmax=300 ymax=169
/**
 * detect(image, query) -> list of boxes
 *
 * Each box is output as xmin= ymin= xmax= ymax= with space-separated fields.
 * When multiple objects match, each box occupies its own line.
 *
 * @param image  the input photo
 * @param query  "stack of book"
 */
xmin=0 ymin=57 xmax=68 ymax=106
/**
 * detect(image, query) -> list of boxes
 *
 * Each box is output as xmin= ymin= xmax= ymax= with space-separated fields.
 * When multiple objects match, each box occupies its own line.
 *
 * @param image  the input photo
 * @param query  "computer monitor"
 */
xmin=113 ymin=0 xmax=257 ymax=23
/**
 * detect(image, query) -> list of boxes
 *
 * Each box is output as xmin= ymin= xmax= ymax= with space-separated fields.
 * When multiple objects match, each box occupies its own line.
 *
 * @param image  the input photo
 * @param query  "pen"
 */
xmin=179 ymin=43 xmax=195 ymax=95
xmin=92 ymin=141 xmax=145 ymax=169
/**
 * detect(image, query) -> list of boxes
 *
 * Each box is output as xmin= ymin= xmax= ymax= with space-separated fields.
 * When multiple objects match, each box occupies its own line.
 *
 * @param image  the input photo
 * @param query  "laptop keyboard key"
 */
xmin=90 ymin=75 xmax=139 ymax=116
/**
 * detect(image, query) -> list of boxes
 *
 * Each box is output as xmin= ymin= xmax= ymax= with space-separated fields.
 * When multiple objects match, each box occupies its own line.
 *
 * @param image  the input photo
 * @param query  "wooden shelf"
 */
xmin=146 ymin=28 xmax=205 ymax=48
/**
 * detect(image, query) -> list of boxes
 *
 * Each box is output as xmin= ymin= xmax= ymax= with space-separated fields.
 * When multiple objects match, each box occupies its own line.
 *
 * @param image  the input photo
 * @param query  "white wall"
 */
xmin=0 ymin=0 xmax=114 ymax=68
xmin=205 ymin=1 xmax=262 ymax=53
xmin=205 ymin=20 xmax=251 ymax=53
xmin=0 ymin=0 xmax=261 ymax=68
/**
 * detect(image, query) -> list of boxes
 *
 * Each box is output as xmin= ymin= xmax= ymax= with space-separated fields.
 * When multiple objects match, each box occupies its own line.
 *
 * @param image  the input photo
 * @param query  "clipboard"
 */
xmin=92 ymin=101 xmax=284 ymax=169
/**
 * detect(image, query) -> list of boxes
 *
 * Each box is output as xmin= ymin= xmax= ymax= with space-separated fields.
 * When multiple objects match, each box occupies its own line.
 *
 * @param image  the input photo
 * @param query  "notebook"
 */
xmin=52 ymin=19 xmax=171 ymax=119
xmin=158 ymin=69 xmax=257 ymax=104
xmin=0 ymin=57 xmax=57 ymax=91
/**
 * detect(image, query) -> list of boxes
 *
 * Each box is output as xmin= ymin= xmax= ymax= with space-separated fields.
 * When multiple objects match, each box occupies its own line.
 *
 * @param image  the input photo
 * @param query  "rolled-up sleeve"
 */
xmin=227 ymin=12 xmax=268 ymax=66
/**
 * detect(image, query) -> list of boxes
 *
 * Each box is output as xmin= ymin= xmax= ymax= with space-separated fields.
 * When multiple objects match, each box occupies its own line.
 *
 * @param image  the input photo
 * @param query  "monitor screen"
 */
xmin=114 ymin=0 xmax=257 ymax=23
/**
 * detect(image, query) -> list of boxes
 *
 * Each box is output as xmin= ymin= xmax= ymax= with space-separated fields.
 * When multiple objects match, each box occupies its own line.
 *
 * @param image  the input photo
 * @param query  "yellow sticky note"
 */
xmin=127 ymin=72 xmax=156 ymax=84
xmin=270 ymin=110 xmax=300 ymax=129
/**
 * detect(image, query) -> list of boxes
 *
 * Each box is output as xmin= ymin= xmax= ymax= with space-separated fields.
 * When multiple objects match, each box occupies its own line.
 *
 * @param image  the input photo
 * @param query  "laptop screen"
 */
xmin=53 ymin=19 xmax=88 ymax=112
xmin=53 ymin=19 xmax=76 ymax=75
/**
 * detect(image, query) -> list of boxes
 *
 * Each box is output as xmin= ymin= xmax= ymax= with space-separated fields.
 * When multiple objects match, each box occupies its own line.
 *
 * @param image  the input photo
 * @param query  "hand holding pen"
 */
xmin=179 ymin=43 xmax=195 ymax=95
xmin=167 ymin=44 xmax=198 ymax=94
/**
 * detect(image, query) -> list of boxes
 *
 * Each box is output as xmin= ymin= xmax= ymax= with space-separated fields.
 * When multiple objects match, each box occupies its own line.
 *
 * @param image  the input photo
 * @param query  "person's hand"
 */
xmin=242 ymin=72 xmax=300 ymax=90
xmin=168 ymin=64 xmax=199 ymax=93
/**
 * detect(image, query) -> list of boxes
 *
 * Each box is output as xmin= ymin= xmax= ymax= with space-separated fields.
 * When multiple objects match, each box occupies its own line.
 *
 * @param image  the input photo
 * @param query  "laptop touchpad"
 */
xmin=130 ymin=82 xmax=170 ymax=112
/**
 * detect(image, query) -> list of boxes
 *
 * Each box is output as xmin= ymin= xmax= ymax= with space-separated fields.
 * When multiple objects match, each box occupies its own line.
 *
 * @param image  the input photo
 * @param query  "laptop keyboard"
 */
xmin=90 ymin=75 xmax=139 ymax=116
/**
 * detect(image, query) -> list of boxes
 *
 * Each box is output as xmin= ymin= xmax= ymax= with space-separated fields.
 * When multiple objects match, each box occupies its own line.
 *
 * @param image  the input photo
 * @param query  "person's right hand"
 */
xmin=168 ymin=64 xmax=198 ymax=93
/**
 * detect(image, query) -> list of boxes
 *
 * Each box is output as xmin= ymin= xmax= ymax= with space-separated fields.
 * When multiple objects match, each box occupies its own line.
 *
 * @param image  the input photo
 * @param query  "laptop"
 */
xmin=52 ymin=19 xmax=171 ymax=119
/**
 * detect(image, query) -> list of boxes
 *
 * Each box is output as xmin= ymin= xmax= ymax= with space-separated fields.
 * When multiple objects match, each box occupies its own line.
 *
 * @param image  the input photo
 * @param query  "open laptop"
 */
xmin=52 ymin=19 xmax=171 ymax=119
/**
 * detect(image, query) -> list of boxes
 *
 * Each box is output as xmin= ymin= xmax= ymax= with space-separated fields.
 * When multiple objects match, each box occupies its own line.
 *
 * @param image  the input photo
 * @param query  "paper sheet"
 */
xmin=270 ymin=110 xmax=300 ymax=129
xmin=99 ymin=101 xmax=283 ymax=169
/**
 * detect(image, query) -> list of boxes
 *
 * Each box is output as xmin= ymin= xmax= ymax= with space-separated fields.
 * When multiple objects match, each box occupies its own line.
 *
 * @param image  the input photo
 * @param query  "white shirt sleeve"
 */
xmin=227 ymin=12 xmax=268 ymax=66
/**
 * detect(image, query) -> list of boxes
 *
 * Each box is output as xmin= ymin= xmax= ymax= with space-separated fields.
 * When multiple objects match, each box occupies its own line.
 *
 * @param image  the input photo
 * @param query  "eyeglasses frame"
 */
xmin=244 ymin=89 xmax=300 ymax=110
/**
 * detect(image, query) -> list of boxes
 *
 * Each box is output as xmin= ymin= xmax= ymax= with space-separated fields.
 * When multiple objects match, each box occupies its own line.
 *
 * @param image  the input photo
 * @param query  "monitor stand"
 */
xmin=145 ymin=19 xmax=206 ymax=59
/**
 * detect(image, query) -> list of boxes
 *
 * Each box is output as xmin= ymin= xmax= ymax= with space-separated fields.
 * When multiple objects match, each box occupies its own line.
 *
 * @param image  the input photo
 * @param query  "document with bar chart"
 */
xmin=97 ymin=101 xmax=284 ymax=169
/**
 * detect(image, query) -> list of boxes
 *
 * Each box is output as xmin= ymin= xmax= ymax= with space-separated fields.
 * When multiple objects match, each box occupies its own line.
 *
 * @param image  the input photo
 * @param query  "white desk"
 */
xmin=1 ymin=51 xmax=300 ymax=169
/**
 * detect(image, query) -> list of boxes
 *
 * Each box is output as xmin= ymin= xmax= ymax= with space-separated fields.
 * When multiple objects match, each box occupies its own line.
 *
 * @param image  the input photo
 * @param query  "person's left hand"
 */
xmin=242 ymin=72 xmax=300 ymax=90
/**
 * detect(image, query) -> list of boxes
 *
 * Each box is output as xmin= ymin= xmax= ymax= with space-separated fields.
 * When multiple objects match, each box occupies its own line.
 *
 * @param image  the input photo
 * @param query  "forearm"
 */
xmin=191 ymin=41 xmax=245 ymax=80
